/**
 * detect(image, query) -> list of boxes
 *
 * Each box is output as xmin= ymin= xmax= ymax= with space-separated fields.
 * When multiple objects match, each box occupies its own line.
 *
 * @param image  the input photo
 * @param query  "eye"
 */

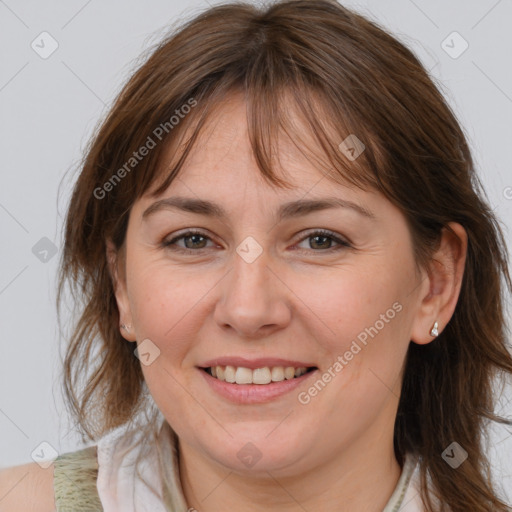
xmin=162 ymin=229 xmax=351 ymax=254
xmin=293 ymin=229 xmax=351 ymax=253
xmin=162 ymin=230 xmax=216 ymax=252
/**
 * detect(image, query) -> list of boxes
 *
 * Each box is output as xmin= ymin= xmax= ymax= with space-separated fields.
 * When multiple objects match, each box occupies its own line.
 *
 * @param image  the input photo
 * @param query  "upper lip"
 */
xmin=199 ymin=357 xmax=317 ymax=370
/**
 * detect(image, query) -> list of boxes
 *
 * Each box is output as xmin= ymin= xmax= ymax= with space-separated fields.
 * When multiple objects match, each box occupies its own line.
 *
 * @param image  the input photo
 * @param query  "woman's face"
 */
xmin=113 ymin=95 xmax=432 ymax=476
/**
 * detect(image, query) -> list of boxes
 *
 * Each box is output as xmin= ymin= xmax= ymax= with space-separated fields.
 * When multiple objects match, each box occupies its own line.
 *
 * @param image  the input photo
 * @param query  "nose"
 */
xmin=213 ymin=249 xmax=292 ymax=339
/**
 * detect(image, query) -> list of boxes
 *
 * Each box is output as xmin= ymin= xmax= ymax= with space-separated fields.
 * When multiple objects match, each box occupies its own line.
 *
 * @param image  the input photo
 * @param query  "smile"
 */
xmin=199 ymin=362 xmax=319 ymax=404
xmin=204 ymin=365 xmax=314 ymax=385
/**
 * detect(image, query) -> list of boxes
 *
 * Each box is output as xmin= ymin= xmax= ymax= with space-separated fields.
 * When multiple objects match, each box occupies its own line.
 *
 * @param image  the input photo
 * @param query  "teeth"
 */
xmin=271 ymin=366 xmax=285 ymax=382
xmin=235 ymin=367 xmax=253 ymax=384
xmin=253 ymin=367 xmax=271 ymax=385
xmin=224 ymin=365 xmax=236 ymax=383
xmin=208 ymin=365 xmax=309 ymax=384
xmin=284 ymin=367 xmax=295 ymax=380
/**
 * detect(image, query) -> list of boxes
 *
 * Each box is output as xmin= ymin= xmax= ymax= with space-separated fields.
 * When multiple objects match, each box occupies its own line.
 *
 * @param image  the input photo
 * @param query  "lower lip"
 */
xmin=199 ymin=368 xmax=317 ymax=404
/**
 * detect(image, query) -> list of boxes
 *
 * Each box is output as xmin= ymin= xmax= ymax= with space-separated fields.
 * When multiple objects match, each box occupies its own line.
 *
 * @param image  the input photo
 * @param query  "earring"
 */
xmin=430 ymin=321 xmax=439 ymax=337
xmin=120 ymin=324 xmax=131 ymax=332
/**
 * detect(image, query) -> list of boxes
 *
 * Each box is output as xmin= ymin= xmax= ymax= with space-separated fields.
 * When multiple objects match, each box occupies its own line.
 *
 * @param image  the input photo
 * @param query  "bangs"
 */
xmin=144 ymin=78 xmax=382 ymax=200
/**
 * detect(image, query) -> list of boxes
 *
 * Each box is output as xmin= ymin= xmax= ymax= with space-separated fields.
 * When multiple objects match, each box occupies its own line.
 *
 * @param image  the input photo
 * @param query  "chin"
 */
xmin=193 ymin=424 xmax=315 ymax=475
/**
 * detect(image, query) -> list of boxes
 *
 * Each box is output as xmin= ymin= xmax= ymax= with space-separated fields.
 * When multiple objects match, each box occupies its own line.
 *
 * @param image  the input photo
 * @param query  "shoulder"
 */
xmin=0 ymin=445 xmax=102 ymax=512
xmin=53 ymin=445 xmax=102 ymax=511
xmin=0 ymin=460 xmax=55 ymax=512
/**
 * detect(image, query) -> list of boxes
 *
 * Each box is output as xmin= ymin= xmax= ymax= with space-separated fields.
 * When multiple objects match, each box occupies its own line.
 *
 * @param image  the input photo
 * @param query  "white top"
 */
xmin=96 ymin=420 xmax=425 ymax=512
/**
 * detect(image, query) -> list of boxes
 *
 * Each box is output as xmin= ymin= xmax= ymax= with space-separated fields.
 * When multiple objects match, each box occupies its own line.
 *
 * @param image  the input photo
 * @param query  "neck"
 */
xmin=177 ymin=419 xmax=402 ymax=512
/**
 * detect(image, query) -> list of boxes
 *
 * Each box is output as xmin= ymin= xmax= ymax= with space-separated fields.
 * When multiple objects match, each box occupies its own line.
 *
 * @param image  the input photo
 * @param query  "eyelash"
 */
xmin=161 ymin=229 xmax=351 ymax=254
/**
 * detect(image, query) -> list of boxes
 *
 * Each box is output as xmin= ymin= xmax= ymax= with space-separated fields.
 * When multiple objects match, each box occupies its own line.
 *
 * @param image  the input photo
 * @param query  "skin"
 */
xmin=108 ymin=93 xmax=467 ymax=512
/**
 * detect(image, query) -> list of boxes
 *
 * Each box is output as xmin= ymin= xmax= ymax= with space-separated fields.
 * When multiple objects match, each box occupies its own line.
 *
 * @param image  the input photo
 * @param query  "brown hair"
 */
xmin=57 ymin=1 xmax=512 ymax=510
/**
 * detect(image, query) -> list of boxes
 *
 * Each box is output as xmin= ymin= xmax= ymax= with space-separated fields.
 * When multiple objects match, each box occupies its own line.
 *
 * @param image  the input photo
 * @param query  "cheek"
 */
xmin=291 ymin=263 xmax=407 ymax=351
xmin=128 ymin=259 xmax=219 ymax=358
xmin=290 ymin=258 xmax=414 ymax=414
xmin=127 ymin=259 xmax=179 ymax=336
xmin=129 ymin=263 xmax=204 ymax=427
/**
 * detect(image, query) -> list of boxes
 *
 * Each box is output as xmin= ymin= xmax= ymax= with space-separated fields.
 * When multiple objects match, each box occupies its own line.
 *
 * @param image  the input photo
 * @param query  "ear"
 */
xmin=410 ymin=222 xmax=468 ymax=345
xmin=106 ymin=238 xmax=137 ymax=342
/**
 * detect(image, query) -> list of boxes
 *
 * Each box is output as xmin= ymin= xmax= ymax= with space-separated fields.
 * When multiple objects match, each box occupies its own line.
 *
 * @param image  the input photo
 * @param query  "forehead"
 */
xmin=127 ymin=93 xmax=398 ymax=234
xmin=143 ymin=92 xmax=354 ymax=204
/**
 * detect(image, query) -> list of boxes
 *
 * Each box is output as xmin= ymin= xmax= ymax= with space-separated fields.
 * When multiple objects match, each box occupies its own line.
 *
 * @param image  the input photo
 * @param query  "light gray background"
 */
xmin=1 ymin=0 xmax=511 ymax=502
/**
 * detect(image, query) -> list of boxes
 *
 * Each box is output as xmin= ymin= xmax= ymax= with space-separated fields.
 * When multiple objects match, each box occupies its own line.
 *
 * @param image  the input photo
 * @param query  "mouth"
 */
xmin=197 ymin=357 xmax=319 ymax=403
xmin=202 ymin=365 xmax=317 ymax=385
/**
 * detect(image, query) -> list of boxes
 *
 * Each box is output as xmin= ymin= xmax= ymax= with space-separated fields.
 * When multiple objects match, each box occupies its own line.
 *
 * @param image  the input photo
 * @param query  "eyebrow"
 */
xmin=142 ymin=196 xmax=376 ymax=222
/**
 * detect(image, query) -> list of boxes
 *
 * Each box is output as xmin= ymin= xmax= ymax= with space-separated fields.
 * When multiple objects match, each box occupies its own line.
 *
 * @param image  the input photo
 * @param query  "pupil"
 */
xmin=312 ymin=235 xmax=330 ymax=249
xmin=186 ymin=234 xmax=205 ymax=249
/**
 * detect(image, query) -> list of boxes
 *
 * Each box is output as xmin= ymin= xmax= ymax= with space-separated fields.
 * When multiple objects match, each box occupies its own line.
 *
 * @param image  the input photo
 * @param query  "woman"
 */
xmin=1 ymin=0 xmax=511 ymax=510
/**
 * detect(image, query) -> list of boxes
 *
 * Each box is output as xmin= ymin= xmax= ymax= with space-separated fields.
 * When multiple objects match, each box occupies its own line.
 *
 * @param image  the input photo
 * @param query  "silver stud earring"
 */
xmin=430 ymin=321 xmax=439 ymax=337
xmin=120 ymin=324 xmax=131 ymax=332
